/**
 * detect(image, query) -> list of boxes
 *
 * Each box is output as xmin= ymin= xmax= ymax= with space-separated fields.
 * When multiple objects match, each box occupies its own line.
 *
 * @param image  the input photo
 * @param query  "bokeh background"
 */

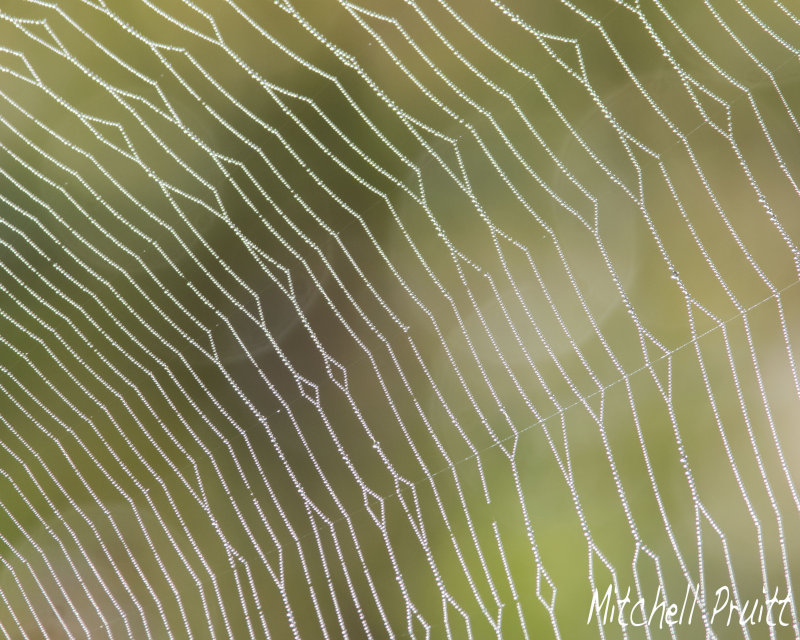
xmin=0 ymin=0 xmax=799 ymax=637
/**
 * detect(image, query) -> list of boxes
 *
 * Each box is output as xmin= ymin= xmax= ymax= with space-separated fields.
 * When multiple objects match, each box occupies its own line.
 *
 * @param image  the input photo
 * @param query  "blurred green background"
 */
xmin=0 ymin=0 xmax=798 ymax=637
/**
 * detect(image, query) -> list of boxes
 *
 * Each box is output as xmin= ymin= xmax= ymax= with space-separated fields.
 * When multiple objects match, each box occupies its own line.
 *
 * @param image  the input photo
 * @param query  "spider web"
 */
xmin=0 ymin=0 xmax=799 ymax=637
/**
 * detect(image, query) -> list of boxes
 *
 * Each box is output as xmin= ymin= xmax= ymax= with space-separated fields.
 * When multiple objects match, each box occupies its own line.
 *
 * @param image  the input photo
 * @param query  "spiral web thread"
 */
xmin=0 ymin=0 xmax=799 ymax=637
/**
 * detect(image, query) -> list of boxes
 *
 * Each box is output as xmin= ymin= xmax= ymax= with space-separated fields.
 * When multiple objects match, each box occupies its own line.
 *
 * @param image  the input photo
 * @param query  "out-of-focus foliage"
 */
xmin=0 ymin=0 xmax=799 ymax=638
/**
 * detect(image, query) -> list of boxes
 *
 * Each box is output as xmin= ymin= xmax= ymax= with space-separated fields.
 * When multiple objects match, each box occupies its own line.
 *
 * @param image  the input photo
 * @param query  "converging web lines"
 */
xmin=0 ymin=0 xmax=798 ymax=638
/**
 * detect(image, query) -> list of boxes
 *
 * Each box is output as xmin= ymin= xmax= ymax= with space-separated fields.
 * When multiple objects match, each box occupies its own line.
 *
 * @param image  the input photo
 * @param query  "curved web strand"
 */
xmin=0 ymin=0 xmax=798 ymax=638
